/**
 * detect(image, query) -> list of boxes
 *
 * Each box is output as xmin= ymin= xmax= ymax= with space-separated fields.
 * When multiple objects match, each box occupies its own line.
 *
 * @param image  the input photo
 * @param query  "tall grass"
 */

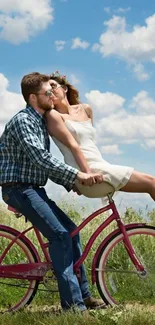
xmin=0 ymin=202 xmax=155 ymax=324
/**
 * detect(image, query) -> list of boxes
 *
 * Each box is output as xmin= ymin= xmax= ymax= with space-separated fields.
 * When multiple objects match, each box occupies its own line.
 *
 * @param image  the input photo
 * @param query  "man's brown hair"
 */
xmin=21 ymin=72 xmax=50 ymax=104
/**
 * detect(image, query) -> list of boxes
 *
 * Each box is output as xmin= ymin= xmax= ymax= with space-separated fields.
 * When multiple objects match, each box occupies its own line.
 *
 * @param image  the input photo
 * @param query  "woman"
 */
xmin=46 ymin=72 xmax=155 ymax=201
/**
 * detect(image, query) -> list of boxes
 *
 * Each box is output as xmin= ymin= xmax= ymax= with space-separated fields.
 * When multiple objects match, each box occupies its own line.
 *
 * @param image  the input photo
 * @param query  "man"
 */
xmin=0 ymin=72 xmax=104 ymax=313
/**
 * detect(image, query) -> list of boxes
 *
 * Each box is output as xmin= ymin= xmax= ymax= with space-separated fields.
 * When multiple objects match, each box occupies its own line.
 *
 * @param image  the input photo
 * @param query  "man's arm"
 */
xmin=10 ymin=113 xmax=104 ymax=191
xmin=10 ymin=113 xmax=78 ymax=191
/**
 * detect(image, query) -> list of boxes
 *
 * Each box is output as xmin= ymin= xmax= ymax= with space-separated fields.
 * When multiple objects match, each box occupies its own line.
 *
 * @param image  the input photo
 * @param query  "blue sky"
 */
xmin=1 ymin=0 xmax=155 ymax=215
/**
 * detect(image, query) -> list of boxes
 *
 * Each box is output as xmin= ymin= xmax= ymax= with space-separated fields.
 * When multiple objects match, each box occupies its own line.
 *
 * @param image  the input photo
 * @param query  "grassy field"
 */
xmin=0 ymin=202 xmax=155 ymax=325
xmin=0 ymin=305 xmax=155 ymax=325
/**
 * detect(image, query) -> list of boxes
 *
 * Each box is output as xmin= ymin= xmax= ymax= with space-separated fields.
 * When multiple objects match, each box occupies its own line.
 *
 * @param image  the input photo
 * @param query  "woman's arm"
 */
xmin=46 ymin=110 xmax=92 ymax=173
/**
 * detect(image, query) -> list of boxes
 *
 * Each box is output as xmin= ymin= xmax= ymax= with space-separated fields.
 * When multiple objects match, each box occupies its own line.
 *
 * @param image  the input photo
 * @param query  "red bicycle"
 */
xmin=0 ymin=193 xmax=155 ymax=313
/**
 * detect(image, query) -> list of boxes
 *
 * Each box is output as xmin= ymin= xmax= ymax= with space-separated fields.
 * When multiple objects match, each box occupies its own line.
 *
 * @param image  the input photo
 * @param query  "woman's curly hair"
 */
xmin=50 ymin=72 xmax=80 ymax=105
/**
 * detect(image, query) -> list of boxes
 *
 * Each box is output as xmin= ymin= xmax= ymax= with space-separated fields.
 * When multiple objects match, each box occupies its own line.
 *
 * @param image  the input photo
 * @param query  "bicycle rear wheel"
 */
xmin=0 ymin=226 xmax=39 ymax=313
xmin=96 ymin=225 xmax=155 ymax=306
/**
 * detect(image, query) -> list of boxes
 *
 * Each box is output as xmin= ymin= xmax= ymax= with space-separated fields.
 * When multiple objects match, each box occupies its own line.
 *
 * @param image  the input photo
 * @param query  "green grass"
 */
xmin=0 ymin=202 xmax=155 ymax=324
xmin=0 ymin=305 xmax=155 ymax=325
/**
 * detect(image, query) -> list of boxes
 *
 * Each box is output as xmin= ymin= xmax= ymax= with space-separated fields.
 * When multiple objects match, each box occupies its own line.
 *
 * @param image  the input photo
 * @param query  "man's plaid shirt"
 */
xmin=0 ymin=105 xmax=78 ymax=191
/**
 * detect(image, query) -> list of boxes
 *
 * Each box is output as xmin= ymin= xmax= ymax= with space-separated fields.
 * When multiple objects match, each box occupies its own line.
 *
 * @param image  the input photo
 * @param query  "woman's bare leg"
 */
xmin=121 ymin=171 xmax=155 ymax=201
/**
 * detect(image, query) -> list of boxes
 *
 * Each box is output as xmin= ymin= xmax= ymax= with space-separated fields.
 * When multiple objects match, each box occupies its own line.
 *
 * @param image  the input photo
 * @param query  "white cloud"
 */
xmin=130 ymin=90 xmax=155 ymax=114
xmin=97 ymin=114 xmax=155 ymax=139
xmin=119 ymin=139 xmax=137 ymax=144
xmin=92 ymin=43 xmax=101 ymax=52
xmin=85 ymin=89 xmax=155 ymax=151
xmin=0 ymin=73 xmax=9 ymax=93
xmin=101 ymin=144 xmax=122 ymax=155
xmin=133 ymin=63 xmax=150 ymax=81
xmin=0 ymin=0 xmax=53 ymax=44
xmin=69 ymin=74 xmax=80 ymax=85
xmin=71 ymin=37 xmax=90 ymax=50
xmin=85 ymin=90 xmax=125 ymax=116
xmin=0 ymin=73 xmax=25 ymax=135
xmin=93 ymin=14 xmax=155 ymax=80
xmin=108 ymin=79 xmax=115 ymax=86
xmin=114 ymin=7 xmax=131 ymax=14
xmin=55 ymin=40 xmax=66 ymax=51
xmin=104 ymin=7 xmax=111 ymax=14
xmin=104 ymin=15 xmax=126 ymax=32
xmin=104 ymin=7 xmax=131 ymax=15
xmin=143 ymin=139 xmax=155 ymax=149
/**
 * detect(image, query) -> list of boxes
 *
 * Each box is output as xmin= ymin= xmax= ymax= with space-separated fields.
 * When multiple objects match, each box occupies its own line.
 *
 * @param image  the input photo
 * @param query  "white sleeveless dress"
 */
xmin=52 ymin=119 xmax=134 ymax=198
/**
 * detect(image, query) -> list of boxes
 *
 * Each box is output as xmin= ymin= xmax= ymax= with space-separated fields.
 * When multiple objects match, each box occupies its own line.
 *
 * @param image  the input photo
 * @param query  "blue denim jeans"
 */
xmin=2 ymin=184 xmax=90 ymax=311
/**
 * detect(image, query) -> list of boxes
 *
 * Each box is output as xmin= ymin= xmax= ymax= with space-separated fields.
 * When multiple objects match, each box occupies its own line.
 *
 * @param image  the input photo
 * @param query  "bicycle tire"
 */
xmin=0 ymin=226 xmax=39 ymax=312
xmin=96 ymin=225 xmax=155 ymax=306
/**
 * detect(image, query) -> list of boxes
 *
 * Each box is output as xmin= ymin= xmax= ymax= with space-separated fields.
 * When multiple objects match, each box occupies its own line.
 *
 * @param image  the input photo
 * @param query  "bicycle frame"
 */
xmin=0 ymin=195 xmax=146 ymax=282
xmin=72 ymin=195 xmax=146 ymax=279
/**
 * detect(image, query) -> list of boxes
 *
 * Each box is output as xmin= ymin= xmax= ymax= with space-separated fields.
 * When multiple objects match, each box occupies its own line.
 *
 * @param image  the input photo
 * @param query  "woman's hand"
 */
xmin=76 ymin=171 xmax=104 ymax=186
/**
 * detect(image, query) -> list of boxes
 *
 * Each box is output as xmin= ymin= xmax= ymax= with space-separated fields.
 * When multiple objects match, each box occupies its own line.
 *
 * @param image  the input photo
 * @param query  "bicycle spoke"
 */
xmin=0 ymin=281 xmax=31 ymax=289
xmin=0 ymin=280 xmax=58 ymax=292
xmin=0 ymin=228 xmax=39 ymax=312
xmin=96 ymin=268 xmax=155 ymax=274
xmin=96 ymin=268 xmax=139 ymax=274
xmin=96 ymin=226 xmax=155 ymax=306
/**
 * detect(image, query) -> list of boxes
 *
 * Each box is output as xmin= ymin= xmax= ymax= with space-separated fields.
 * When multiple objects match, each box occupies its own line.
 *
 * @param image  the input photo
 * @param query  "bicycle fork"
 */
xmin=116 ymin=217 xmax=146 ymax=276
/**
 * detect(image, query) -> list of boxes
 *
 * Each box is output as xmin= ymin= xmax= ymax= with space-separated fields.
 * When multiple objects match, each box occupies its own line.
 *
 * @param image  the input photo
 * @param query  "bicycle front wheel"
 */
xmin=96 ymin=225 xmax=155 ymax=306
xmin=0 ymin=226 xmax=39 ymax=313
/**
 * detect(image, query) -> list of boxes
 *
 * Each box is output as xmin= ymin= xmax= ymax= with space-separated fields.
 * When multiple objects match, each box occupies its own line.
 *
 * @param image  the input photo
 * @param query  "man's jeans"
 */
xmin=2 ymin=184 xmax=90 ymax=311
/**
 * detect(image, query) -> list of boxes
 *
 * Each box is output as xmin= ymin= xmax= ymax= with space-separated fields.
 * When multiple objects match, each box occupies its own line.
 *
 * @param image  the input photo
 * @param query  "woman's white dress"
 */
xmin=52 ymin=119 xmax=133 ymax=198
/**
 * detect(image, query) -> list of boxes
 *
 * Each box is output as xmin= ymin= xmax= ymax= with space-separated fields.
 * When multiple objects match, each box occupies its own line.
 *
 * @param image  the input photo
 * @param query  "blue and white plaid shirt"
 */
xmin=0 ymin=105 xmax=78 ymax=191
